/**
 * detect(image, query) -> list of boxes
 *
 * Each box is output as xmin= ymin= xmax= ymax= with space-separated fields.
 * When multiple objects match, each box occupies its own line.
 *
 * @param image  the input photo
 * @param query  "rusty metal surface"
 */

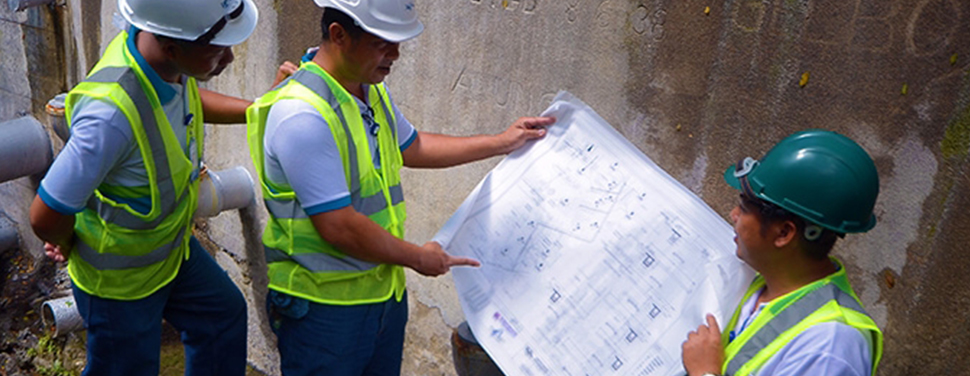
xmin=452 ymin=322 xmax=504 ymax=376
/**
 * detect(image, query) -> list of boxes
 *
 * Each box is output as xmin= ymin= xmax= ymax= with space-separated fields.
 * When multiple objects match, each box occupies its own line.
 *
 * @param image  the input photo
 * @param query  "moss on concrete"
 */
xmin=941 ymin=103 xmax=970 ymax=159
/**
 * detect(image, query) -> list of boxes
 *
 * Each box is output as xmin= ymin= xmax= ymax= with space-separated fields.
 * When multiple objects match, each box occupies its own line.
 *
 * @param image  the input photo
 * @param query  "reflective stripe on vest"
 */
xmin=724 ymin=284 xmax=867 ymax=376
xmin=81 ymin=67 xmax=181 ymax=230
xmin=291 ymin=69 xmax=360 ymax=195
xmin=264 ymin=184 xmax=405 ymax=219
xmin=75 ymin=225 xmax=187 ymax=270
xmin=264 ymin=246 xmax=378 ymax=272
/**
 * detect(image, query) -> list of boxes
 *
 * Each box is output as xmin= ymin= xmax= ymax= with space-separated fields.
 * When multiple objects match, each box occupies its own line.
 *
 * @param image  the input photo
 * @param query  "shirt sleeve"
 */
xmin=38 ymin=98 xmax=135 ymax=214
xmin=762 ymin=322 xmax=873 ymax=376
xmin=265 ymin=99 xmax=352 ymax=215
xmin=383 ymin=85 xmax=416 ymax=151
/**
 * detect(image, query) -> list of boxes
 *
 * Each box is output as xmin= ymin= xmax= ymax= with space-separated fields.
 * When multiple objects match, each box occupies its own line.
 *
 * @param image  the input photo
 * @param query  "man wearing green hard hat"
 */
xmin=681 ymin=130 xmax=883 ymax=376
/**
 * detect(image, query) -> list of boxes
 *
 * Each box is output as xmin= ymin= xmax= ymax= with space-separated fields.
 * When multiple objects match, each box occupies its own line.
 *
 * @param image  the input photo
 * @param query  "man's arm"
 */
xmin=309 ymin=207 xmax=479 ymax=276
xmin=402 ymin=116 xmax=555 ymax=168
xmin=199 ymin=88 xmax=251 ymax=124
xmin=199 ymin=62 xmax=299 ymax=124
xmin=29 ymin=196 xmax=75 ymax=262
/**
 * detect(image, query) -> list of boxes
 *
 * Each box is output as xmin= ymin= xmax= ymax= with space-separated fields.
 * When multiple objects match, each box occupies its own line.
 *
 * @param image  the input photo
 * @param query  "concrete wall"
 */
xmin=1 ymin=0 xmax=968 ymax=375
xmin=0 ymin=1 xmax=67 ymax=265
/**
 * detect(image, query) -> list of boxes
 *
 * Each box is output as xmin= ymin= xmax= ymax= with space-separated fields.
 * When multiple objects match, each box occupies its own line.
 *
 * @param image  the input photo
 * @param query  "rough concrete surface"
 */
xmin=0 ymin=0 xmax=968 ymax=375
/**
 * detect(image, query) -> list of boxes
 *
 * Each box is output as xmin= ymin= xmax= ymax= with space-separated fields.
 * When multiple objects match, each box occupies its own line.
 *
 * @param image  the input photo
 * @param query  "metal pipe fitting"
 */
xmin=0 ymin=116 xmax=52 ymax=184
xmin=195 ymin=166 xmax=256 ymax=218
xmin=45 ymin=93 xmax=70 ymax=142
xmin=41 ymin=295 xmax=83 ymax=337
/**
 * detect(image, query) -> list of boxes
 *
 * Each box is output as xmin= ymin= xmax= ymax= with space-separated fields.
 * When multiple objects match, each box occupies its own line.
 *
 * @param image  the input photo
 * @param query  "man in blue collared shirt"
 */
xmin=28 ymin=1 xmax=266 ymax=375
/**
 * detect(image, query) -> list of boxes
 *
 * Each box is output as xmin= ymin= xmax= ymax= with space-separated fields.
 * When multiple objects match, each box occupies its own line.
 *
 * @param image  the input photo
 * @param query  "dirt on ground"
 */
xmin=0 ymin=247 xmax=265 ymax=376
xmin=0 ymin=247 xmax=82 ymax=376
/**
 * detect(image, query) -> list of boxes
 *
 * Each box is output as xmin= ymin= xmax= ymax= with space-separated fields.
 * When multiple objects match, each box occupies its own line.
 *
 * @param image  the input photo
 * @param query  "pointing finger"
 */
xmin=448 ymin=256 xmax=481 ymax=268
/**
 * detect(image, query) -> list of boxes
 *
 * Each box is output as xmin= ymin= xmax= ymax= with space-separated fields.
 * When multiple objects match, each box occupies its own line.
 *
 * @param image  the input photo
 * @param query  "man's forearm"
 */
xmin=310 ymin=207 xmax=423 ymax=267
xmin=199 ymin=88 xmax=252 ymax=124
xmin=402 ymin=132 xmax=504 ymax=168
xmin=310 ymin=207 xmax=476 ymax=276
xmin=29 ymin=195 xmax=76 ymax=248
xmin=402 ymin=116 xmax=554 ymax=168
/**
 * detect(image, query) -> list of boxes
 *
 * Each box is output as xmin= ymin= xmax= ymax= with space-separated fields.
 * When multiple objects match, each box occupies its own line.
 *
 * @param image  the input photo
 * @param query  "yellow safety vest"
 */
xmin=247 ymin=62 xmax=407 ymax=305
xmin=64 ymin=31 xmax=203 ymax=300
xmin=722 ymin=258 xmax=884 ymax=375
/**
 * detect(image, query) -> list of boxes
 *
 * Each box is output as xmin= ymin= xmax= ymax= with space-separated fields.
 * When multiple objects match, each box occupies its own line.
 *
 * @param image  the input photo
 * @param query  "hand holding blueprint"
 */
xmin=434 ymin=92 xmax=755 ymax=375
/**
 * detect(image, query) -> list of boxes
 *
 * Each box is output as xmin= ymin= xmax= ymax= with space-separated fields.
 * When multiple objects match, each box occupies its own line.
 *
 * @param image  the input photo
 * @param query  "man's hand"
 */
xmin=410 ymin=241 xmax=480 ymax=277
xmin=44 ymin=242 xmax=68 ymax=263
xmin=682 ymin=314 xmax=725 ymax=376
xmin=496 ymin=116 xmax=556 ymax=154
xmin=271 ymin=61 xmax=299 ymax=88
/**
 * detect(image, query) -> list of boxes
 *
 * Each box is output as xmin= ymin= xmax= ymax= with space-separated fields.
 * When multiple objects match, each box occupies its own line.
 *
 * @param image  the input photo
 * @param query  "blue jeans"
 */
xmin=72 ymin=237 xmax=247 ymax=376
xmin=268 ymin=290 xmax=409 ymax=376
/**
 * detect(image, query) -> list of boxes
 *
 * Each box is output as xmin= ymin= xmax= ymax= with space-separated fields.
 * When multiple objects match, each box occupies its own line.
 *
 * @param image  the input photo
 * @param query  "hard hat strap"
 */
xmin=734 ymin=157 xmax=759 ymax=178
xmin=194 ymin=0 xmax=246 ymax=44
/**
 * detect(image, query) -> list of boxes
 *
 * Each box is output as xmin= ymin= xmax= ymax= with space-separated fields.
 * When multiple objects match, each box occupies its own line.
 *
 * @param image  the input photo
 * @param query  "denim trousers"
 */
xmin=268 ymin=289 xmax=409 ymax=376
xmin=72 ymin=237 xmax=247 ymax=376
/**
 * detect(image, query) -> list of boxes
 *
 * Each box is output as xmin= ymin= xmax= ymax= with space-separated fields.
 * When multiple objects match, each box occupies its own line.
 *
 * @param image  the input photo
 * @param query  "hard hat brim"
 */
xmin=723 ymin=165 xmax=742 ymax=190
xmin=366 ymin=20 xmax=424 ymax=43
xmin=208 ymin=0 xmax=259 ymax=46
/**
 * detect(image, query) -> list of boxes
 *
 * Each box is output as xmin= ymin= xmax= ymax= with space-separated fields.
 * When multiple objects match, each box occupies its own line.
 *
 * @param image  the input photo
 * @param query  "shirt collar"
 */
xmin=126 ymin=26 xmax=177 ymax=104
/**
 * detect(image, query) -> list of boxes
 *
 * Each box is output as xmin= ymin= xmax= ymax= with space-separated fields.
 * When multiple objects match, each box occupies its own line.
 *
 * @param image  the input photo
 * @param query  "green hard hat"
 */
xmin=723 ymin=129 xmax=879 ymax=234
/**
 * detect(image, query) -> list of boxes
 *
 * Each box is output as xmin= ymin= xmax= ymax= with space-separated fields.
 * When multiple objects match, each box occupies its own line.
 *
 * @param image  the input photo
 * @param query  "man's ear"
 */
xmin=159 ymin=39 xmax=181 ymax=61
xmin=773 ymin=220 xmax=798 ymax=248
xmin=328 ymin=23 xmax=348 ymax=47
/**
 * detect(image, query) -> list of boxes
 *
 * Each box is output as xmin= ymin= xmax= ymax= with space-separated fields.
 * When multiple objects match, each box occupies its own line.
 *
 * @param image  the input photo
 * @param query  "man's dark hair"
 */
xmin=321 ymin=7 xmax=364 ymax=41
xmin=739 ymin=193 xmax=842 ymax=260
xmin=154 ymin=34 xmax=210 ymax=50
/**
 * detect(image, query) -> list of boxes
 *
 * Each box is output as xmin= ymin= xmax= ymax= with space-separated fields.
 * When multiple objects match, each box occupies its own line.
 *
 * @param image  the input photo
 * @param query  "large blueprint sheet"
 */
xmin=434 ymin=92 xmax=754 ymax=376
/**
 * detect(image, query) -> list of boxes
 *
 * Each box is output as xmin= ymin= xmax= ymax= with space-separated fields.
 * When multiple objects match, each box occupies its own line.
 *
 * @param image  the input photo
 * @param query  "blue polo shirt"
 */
xmin=39 ymin=28 xmax=192 ymax=215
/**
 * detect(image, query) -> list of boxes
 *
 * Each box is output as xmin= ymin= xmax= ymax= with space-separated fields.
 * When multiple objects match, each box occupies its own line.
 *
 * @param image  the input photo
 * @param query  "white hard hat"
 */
xmin=314 ymin=0 xmax=424 ymax=43
xmin=118 ymin=0 xmax=258 ymax=46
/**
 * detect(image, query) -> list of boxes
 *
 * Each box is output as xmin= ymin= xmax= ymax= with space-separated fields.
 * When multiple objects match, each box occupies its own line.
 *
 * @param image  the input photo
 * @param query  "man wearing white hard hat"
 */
xmin=29 ymin=0 xmax=260 ymax=374
xmin=246 ymin=0 xmax=554 ymax=374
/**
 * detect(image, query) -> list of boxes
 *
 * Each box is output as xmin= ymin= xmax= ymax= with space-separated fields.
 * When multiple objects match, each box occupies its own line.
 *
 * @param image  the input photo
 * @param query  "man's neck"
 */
xmin=312 ymin=43 xmax=365 ymax=100
xmin=136 ymin=32 xmax=180 ymax=83
xmin=757 ymin=257 xmax=838 ymax=304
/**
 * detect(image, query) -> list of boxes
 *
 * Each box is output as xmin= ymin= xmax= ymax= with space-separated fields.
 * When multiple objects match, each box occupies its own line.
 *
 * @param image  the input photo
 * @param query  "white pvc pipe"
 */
xmin=195 ymin=166 xmax=256 ymax=218
xmin=0 ymin=214 xmax=17 ymax=252
xmin=41 ymin=295 xmax=84 ymax=338
xmin=0 ymin=116 xmax=53 ymax=184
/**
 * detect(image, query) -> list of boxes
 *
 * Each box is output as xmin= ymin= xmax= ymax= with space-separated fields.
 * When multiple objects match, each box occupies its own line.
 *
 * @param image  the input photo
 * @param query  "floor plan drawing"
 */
xmin=434 ymin=92 xmax=755 ymax=376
